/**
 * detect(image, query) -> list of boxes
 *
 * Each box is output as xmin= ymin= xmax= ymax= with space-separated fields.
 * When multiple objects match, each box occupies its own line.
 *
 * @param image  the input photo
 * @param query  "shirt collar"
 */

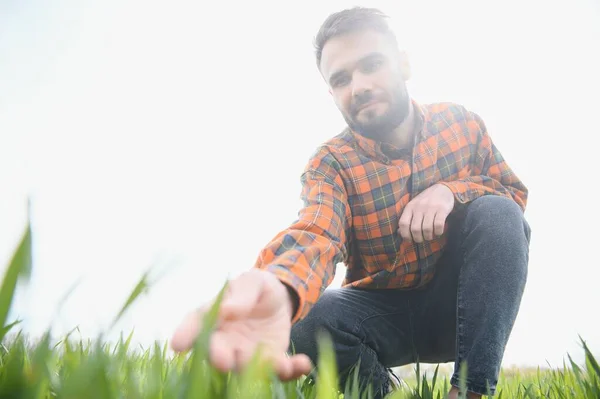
xmin=350 ymin=99 xmax=429 ymax=161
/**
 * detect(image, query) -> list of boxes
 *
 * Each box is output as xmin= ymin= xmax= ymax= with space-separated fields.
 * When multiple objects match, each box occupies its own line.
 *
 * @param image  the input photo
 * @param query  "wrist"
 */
xmin=281 ymin=282 xmax=299 ymax=321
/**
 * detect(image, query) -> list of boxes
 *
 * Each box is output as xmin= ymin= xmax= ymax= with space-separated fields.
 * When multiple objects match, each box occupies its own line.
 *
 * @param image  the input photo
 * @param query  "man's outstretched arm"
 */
xmin=169 ymin=147 xmax=351 ymax=380
xmin=253 ymin=146 xmax=352 ymax=323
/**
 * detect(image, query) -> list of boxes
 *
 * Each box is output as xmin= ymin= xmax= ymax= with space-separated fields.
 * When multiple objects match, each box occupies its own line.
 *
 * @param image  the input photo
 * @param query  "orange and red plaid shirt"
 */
xmin=253 ymin=100 xmax=528 ymax=323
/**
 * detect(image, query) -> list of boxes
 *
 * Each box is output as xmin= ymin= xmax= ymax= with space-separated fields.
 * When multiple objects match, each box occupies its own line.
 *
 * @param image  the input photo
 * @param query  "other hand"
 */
xmin=398 ymin=183 xmax=455 ymax=243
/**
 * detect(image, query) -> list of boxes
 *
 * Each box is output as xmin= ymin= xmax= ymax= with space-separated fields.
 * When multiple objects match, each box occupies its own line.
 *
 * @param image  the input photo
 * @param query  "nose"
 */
xmin=351 ymin=71 xmax=373 ymax=98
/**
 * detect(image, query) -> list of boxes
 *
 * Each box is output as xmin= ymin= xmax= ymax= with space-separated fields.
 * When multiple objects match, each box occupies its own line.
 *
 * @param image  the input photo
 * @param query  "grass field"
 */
xmin=1 ymin=220 xmax=599 ymax=398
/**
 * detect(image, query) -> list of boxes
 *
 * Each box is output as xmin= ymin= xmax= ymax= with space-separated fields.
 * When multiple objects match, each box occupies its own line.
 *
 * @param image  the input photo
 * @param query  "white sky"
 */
xmin=1 ymin=0 xmax=599 ymax=368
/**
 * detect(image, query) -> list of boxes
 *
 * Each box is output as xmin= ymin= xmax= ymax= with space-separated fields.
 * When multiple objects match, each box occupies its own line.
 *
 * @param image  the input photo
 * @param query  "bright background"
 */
xmin=1 ymin=0 xmax=599 ymax=368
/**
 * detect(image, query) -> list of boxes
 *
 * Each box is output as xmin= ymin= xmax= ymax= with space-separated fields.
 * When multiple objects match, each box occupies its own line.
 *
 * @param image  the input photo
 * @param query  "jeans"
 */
xmin=289 ymin=196 xmax=531 ymax=397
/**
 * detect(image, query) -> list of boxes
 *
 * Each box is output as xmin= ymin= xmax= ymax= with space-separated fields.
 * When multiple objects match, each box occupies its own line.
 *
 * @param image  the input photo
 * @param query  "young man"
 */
xmin=170 ymin=7 xmax=531 ymax=399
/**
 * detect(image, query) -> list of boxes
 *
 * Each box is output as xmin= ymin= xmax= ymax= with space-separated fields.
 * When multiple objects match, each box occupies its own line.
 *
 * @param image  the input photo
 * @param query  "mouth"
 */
xmin=355 ymin=100 xmax=383 ymax=114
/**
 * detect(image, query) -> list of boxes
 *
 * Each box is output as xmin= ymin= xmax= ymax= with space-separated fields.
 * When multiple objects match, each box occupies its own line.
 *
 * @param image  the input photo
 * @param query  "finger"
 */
xmin=288 ymin=354 xmax=313 ymax=379
xmin=410 ymin=211 xmax=424 ymax=243
xmin=398 ymin=207 xmax=413 ymax=241
xmin=170 ymin=287 xmax=240 ymax=353
xmin=170 ymin=306 xmax=208 ymax=352
xmin=433 ymin=211 xmax=449 ymax=236
xmin=275 ymin=354 xmax=313 ymax=381
xmin=274 ymin=356 xmax=294 ymax=381
xmin=170 ymin=271 xmax=270 ymax=354
xmin=220 ymin=270 xmax=265 ymax=320
xmin=233 ymin=339 xmax=260 ymax=372
xmin=209 ymin=331 xmax=236 ymax=373
xmin=231 ymin=339 xmax=287 ymax=375
xmin=421 ymin=210 xmax=435 ymax=241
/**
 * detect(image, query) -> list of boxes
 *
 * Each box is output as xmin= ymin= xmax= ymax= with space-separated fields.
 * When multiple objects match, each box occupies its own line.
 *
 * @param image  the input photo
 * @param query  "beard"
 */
xmin=342 ymin=82 xmax=410 ymax=142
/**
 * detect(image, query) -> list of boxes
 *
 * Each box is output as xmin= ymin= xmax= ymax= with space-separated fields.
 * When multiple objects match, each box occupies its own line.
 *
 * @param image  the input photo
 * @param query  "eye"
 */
xmin=331 ymin=74 xmax=350 ymax=88
xmin=361 ymin=58 xmax=384 ymax=74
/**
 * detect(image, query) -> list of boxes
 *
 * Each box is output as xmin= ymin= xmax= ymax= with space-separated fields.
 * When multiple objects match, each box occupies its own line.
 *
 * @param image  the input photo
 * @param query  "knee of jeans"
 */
xmin=288 ymin=290 xmax=356 ymax=361
xmin=289 ymin=318 xmax=319 ymax=358
xmin=466 ymin=196 xmax=530 ymax=279
xmin=467 ymin=196 xmax=530 ymax=237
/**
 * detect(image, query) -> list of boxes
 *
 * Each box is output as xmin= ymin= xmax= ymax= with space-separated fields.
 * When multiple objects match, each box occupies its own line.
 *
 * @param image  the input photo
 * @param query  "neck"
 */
xmin=388 ymin=101 xmax=417 ymax=149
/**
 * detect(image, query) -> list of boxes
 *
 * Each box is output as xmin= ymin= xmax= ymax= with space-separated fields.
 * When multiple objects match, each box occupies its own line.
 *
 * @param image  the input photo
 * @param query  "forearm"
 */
xmin=440 ymin=176 xmax=527 ymax=211
xmin=254 ymin=226 xmax=345 ymax=323
xmin=254 ymin=154 xmax=351 ymax=323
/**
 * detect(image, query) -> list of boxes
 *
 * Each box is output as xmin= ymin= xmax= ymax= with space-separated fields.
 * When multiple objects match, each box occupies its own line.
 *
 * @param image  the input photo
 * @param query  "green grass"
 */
xmin=1 ymin=218 xmax=599 ymax=398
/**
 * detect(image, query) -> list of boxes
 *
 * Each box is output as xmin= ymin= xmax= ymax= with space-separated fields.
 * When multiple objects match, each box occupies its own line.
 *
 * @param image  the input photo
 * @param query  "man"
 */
xmin=170 ymin=7 xmax=531 ymax=399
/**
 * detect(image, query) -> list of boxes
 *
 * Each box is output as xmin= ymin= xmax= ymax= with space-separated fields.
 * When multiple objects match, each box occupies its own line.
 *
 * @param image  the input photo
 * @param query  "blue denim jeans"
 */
xmin=289 ymin=196 xmax=531 ymax=397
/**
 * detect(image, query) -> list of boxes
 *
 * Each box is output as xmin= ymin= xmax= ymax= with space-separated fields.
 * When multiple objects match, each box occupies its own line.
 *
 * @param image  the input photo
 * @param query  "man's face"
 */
xmin=319 ymin=29 xmax=411 ymax=141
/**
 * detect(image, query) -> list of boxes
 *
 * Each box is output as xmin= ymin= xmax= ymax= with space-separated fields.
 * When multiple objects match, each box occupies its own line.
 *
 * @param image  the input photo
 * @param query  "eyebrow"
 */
xmin=328 ymin=52 xmax=384 ymax=86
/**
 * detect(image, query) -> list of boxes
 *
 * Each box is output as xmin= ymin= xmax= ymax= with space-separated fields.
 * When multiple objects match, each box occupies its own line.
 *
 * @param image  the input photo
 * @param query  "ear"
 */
xmin=397 ymin=50 xmax=411 ymax=81
xmin=319 ymin=69 xmax=333 ymax=96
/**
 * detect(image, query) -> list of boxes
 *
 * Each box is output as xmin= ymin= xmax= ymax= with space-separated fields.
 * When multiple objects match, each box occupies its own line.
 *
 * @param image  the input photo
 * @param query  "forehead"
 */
xmin=319 ymin=29 xmax=396 ymax=80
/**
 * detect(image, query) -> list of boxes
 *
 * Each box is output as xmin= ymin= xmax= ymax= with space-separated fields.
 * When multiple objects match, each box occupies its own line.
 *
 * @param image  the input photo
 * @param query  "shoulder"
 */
xmin=305 ymin=128 xmax=356 ymax=169
xmin=421 ymin=101 xmax=488 ymax=139
xmin=301 ymin=128 xmax=357 ymax=182
xmin=422 ymin=101 xmax=483 ymax=124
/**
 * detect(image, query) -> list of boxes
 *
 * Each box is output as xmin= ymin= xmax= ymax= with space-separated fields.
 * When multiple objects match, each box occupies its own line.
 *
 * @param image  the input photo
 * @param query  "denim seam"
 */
xmin=352 ymin=310 xmax=409 ymax=336
xmin=352 ymin=331 xmax=389 ymax=396
xmin=406 ymin=299 xmax=418 ymax=363
xmin=351 ymin=310 xmax=409 ymax=386
xmin=454 ymin=208 xmax=469 ymax=382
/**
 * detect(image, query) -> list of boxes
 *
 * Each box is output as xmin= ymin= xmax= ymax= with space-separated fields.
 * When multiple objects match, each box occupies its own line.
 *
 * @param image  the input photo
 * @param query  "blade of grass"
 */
xmin=315 ymin=330 xmax=339 ymax=399
xmin=0 ymin=319 xmax=22 ymax=342
xmin=185 ymin=280 xmax=229 ymax=399
xmin=458 ymin=361 xmax=468 ymax=399
xmin=581 ymin=336 xmax=600 ymax=380
xmin=25 ymin=331 xmax=52 ymax=399
xmin=431 ymin=364 xmax=439 ymax=394
xmin=0 ymin=210 xmax=32 ymax=342
xmin=108 ymin=268 xmax=153 ymax=332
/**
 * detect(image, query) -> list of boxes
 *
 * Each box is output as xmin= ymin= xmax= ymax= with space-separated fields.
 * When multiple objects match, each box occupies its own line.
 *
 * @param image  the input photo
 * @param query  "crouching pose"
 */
xmin=170 ymin=7 xmax=531 ymax=399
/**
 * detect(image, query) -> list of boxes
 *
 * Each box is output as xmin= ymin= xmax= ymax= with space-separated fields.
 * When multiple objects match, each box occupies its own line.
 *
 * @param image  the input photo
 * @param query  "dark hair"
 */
xmin=314 ymin=7 xmax=398 ymax=68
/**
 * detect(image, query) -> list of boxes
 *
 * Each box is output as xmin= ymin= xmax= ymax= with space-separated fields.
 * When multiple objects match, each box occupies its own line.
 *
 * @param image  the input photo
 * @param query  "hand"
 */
xmin=170 ymin=269 xmax=312 ymax=381
xmin=398 ymin=183 xmax=455 ymax=243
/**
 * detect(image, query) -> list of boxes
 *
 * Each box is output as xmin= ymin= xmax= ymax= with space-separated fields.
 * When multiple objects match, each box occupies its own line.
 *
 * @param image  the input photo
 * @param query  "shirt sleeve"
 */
xmin=439 ymin=110 xmax=528 ymax=212
xmin=253 ymin=147 xmax=352 ymax=323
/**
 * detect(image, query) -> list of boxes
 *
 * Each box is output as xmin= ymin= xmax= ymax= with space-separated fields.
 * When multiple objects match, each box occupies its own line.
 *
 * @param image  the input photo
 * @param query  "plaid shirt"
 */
xmin=253 ymin=101 xmax=528 ymax=323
